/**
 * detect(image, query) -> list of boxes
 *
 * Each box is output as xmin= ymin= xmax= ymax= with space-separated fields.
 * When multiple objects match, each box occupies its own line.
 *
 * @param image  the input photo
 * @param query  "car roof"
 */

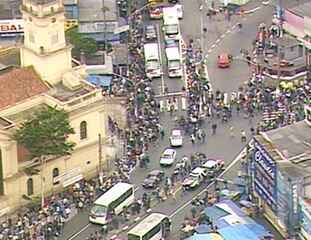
xmin=203 ymin=159 xmax=217 ymax=168
xmin=163 ymin=148 xmax=175 ymax=154
xmin=191 ymin=167 xmax=205 ymax=174
xmin=146 ymin=25 xmax=155 ymax=29
xmin=219 ymin=53 xmax=229 ymax=59
xmin=172 ymin=129 xmax=181 ymax=135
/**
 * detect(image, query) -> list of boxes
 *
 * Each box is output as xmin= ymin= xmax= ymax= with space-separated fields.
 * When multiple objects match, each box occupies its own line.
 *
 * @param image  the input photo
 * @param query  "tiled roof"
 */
xmin=0 ymin=67 xmax=49 ymax=109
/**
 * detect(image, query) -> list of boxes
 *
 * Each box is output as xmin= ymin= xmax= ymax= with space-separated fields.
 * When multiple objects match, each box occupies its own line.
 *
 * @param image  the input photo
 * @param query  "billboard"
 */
xmin=254 ymin=139 xmax=277 ymax=210
xmin=0 ymin=19 xmax=24 ymax=36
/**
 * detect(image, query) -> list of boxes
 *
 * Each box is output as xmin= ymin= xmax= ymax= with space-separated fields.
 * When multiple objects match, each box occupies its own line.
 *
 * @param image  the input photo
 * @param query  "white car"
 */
xmin=201 ymin=158 xmax=225 ymax=177
xmin=169 ymin=129 xmax=183 ymax=147
xmin=182 ymin=167 xmax=207 ymax=189
xmin=160 ymin=148 xmax=177 ymax=166
xmin=174 ymin=4 xmax=183 ymax=19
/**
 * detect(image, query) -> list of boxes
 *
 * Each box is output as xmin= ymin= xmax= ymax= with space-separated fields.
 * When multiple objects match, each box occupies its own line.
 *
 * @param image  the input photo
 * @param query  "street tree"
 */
xmin=12 ymin=106 xmax=75 ymax=205
xmin=66 ymin=27 xmax=97 ymax=57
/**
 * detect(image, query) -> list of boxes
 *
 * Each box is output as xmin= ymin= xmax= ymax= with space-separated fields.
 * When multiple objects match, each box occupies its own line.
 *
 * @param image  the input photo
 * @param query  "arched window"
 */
xmin=52 ymin=168 xmax=60 ymax=185
xmin=27 ymin=178 xmax=34 ymax=196
xmin=80 ymin=121 xmax=87 ymax=140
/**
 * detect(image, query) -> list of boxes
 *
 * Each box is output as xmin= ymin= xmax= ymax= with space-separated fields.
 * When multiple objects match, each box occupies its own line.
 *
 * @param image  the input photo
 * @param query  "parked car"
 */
xmin=201 ymin=158 xmax=225 ymax=177
xmin=170 ymin=129 xmax=183 ymax=147
xmin=145 ymin=24 xmax=157 ymax=40
xmin=182 ymin=167 xmax=207 ymax=189
xmin=142 ymin=170 xmax=164 ymax=189
xmin=160 ymin=148 xmax=177 ymax=166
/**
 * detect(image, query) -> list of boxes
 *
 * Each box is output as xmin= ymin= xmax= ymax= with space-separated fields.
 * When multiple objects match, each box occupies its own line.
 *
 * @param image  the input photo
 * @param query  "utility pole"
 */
xmin=102 ymin=0 xmax=107 ymax=50
xmin=98 ymin=133 xmax=102 ymax=173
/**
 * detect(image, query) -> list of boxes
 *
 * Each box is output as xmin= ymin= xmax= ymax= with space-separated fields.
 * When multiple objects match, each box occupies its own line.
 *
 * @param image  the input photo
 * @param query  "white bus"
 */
xmin=89 ymin=182 xmax=135 ymax=225
xmin=165 ymin=47 xmax=182 ymax=77
xmin=127 ymin=213 xmax=171 ymax=240
xmin=144 ymin=43 xmax=162 ymax=79
xmin=162 ymin=7 xmax=180 ymax=40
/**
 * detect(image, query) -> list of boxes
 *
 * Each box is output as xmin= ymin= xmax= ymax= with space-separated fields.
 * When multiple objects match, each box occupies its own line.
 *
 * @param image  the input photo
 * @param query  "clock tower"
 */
xmin=20 ymin=0 xmax=72 ymax=85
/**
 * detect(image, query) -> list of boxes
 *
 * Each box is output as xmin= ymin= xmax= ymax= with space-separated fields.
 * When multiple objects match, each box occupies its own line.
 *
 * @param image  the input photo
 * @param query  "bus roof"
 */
xmin=165 ymin=47 xmax=180 ymax=60
xmin=144 ymin=43 xmax=159 ymax=60
xmin=163 ymin=7 xmax=178 ymax=24
xmin=128 ymin=213 xmax=168 ymax=236
xmin=94 ymin=182 xmax=133 ymax=206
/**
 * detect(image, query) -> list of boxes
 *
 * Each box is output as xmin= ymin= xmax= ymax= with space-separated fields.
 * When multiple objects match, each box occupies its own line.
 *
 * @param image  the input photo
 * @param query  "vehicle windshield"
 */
xmin=127 ymin=234 xmax=140 ymax=240
xmin=165 ymin=24 xmax=178 ymax=35
xmin=162 ymin=153 xmax=172 ymax=159
xmin=90 ymin=205 xmax=107 ymax=217
xmin=146 ymin=60 xmax=160 ymax=70
xmin=190 ymin=173 xmax=199 ymax=178
xmin=168 ymin=60 xmax=180 ymax=69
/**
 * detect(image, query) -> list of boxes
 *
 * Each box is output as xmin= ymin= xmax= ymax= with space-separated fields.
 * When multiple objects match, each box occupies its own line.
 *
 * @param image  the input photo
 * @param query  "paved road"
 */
xmin=56 ymin=1 xmax=309 ymax=239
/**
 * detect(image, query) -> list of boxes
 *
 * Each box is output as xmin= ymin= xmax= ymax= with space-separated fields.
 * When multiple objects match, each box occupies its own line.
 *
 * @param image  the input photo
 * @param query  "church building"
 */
xmin=0 ymin=0 xmax=127 ymax=215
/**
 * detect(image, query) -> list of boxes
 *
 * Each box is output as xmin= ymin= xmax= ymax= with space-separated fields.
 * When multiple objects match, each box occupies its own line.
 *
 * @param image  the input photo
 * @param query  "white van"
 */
xmin=89 ymin=182 xmax=135 ymax=225
xmin=163 ymin=7 xmax=180 ymax=40
xmin=165 ymin=47 xmax=182 ymax=77
xmin=144 ymin=43 xmax=162 ymax=79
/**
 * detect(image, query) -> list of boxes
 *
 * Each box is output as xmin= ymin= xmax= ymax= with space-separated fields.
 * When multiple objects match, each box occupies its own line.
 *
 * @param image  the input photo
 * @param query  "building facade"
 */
xmin=0 ymin=0 xmax=127 ymax=216
xmin=248 ymin=119 xmax=311 ymax=238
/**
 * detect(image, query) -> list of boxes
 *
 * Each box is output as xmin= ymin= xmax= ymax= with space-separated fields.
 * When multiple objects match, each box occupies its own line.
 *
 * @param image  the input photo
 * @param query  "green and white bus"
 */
xmin=89 ymin=182 xmax=135 ymax=225
xmin=127 ymin=213 xmax=171 ymax=240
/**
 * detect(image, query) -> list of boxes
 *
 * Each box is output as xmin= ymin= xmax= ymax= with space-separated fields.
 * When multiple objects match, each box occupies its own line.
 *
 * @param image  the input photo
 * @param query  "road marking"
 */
xmin=156 ymin=23 xmax=165 ymax=94
xmin=169 ymin=147 xmax=247 ymax=218
xmin=226 ymin=29 xmax=231 ymax=33
xmin=211 ymin=44 xmax=216 ymax=49
xmin=215 ymin=39 xmax=220 ymax=43
xmin=220 ymin=34 xmax=225 ymax=38
xmin=67 ymin=223 xmax=91 ymax=240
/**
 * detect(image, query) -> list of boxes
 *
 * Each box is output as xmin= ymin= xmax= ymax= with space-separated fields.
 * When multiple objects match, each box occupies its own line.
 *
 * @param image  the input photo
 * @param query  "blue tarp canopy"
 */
xmin=244 ymin=223 xmax=272 ymax=239
xmin=185 ymin=233 xmax=219 ymax=240
xmin=87 ymin=75 xmax=112 ymax=87
xmin=204 ymin=206 xmax=230 ymax=221
xmin=218 ymin=224 xmax=261 ymax=240
xmin=195 ymin=224 xmax=212 ymax=234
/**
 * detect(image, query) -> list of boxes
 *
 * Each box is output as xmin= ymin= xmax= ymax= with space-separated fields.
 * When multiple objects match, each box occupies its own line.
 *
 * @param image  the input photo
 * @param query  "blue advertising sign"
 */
xmin=253 ymin=140 xmax=277 ymax=210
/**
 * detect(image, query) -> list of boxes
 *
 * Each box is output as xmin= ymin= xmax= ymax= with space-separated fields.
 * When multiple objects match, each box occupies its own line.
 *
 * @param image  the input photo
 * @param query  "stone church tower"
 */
xmin=20 ymin=0 xmax=72 ymax=85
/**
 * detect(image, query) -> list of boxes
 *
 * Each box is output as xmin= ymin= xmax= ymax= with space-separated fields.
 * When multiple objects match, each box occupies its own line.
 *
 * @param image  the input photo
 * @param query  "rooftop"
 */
xmin=263 ymin=120 xmax=311 ymax=160
xmin=78 ymin=0 xmax=117 ymax=22
xmin=47 ymin=80 xmax=96 ymax=102
xmin=0 ymin=67 xmax=49 ymax=110
xmin=288 ymin=1 xmax=311 ymax=18
xmin=256 ymin=121 xmax=311 ymax=178
xmin=112 ymin=44 xmax=128 ymax=65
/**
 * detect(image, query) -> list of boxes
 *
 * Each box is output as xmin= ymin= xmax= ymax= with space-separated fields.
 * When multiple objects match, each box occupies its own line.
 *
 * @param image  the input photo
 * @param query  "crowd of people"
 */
xmin=0 ymin=172 xmax=127 ymax=240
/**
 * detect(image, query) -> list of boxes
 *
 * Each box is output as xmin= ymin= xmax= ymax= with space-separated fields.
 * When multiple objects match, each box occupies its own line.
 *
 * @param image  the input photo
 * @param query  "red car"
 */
xmin=217 ymin=53 xmax=231 ymax=68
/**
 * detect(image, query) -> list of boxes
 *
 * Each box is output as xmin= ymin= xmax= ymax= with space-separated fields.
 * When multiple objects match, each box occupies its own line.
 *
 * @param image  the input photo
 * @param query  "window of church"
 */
xmin=80 ymin=121 xmax=88 ymax=140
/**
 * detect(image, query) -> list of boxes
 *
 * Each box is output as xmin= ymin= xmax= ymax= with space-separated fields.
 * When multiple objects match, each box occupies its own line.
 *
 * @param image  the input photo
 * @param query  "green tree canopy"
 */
xmin=66 ymin=27 xmax=97 ymax=57
xmin=13 ymin=106 xmax=75 ymax=159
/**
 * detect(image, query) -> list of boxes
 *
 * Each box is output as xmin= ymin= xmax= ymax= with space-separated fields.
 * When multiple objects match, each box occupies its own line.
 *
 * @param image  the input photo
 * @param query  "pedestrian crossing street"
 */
xmin=159 ymin=96 xmax=187 ymax=112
